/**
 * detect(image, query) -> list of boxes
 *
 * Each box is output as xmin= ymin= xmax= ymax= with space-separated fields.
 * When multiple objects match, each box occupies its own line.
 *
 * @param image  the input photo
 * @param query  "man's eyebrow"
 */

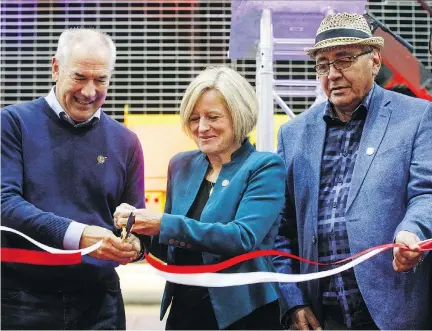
xmin=73 ymin=72 xmax=108 ymax=79
xmin=316 ymin=50 xmax=355 ymax=62
xmin=335 ymin=51 xmax=354 ymax=57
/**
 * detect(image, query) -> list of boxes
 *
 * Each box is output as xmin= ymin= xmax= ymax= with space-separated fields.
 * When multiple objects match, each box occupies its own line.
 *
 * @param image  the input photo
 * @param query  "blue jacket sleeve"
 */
xmin=272 ymin=126 xmax=309 ymax=322
xmin=394 ymin=102 xmax=432 ymax=242
xmin=158 ymin=153 xmax=285 ymax=256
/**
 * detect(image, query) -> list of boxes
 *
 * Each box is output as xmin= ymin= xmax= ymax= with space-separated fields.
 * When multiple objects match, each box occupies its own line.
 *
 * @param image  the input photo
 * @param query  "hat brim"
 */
xmin=305 ymin=36 xmax=384 ymax=58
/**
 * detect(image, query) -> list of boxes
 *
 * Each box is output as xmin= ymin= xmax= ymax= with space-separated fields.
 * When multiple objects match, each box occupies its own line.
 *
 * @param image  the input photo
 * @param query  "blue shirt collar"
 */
xmin=323 ymin=84 xmax=375 ymax=124
xmin=45 ymin=86 xmax=101 ymax=127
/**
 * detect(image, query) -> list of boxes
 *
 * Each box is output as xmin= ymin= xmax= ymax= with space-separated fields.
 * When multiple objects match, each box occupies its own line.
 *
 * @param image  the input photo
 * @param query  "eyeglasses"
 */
xmin=314 ymin=50 xmax=373 ymax=75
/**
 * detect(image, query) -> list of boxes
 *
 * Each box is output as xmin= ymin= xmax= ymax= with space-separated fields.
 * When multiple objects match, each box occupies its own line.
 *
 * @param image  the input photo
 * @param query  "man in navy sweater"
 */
xmin=1 ymin=29 xmax=145 ymax=329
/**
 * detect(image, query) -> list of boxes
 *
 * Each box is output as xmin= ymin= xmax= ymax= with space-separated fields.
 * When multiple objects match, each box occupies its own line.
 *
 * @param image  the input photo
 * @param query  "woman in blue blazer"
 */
xmin=114 ymin=66 xmax=285 ymax=330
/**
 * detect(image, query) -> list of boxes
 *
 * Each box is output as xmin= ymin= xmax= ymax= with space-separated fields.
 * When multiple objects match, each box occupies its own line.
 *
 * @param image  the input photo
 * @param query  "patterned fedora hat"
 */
xmin=306 ymin=13 xmax=384 ymax=58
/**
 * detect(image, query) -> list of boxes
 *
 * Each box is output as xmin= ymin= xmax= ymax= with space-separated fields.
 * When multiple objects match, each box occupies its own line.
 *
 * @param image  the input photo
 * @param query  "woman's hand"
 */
xmin=113 ymin=203 xmax=136 ymax=229
xmin=114 ymin=203 xmax=163 ymax=236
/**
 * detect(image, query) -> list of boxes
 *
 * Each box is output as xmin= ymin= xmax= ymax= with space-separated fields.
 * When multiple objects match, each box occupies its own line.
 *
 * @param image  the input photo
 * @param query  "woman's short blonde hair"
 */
xmin=179 ymin=66 xmax=258 ymax=144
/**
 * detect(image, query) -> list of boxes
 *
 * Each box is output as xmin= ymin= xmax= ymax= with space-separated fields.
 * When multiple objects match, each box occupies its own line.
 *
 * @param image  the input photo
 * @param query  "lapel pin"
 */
xmin=97 ymin=155 xmax=107 ymax=164
xmin=222 ymin=179 xmax=230 ymax=187
xmin=366 ymin=147 xmax=375 ymax=156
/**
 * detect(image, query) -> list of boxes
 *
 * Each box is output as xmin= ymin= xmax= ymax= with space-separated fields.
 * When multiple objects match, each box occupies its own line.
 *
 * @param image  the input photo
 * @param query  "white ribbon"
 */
xmin=0 ymin=226 xmax=102 ymax=255
xmin=3 ymin=225 xmax=429 ymax=287
xmin=148 ymin=248 xmax=386 ymax=286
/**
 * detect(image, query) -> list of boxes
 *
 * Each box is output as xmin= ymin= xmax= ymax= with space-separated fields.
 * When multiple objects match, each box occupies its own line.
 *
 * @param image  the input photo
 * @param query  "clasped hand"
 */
xmin=79 ymin=225 xmax=141 ymax=265
xmin=290 ymin=307 xmax=322 ymax=330
xmin=393 ymin=231 xmax=424 ymax=272
xmin=113 ymin=203 xmax=162 ymax=236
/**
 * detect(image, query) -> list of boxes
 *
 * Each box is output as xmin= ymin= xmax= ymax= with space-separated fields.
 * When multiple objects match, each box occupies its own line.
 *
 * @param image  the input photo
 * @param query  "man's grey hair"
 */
xmin=54 ymin=28 xmax=116 ymax=70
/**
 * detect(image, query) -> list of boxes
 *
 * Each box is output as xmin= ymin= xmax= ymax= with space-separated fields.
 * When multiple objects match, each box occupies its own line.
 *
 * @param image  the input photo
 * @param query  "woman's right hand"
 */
xmin=114 ymin=203 xmax=162 ymax=236
xmin=113 ymin=203 xmax=136 ymax=229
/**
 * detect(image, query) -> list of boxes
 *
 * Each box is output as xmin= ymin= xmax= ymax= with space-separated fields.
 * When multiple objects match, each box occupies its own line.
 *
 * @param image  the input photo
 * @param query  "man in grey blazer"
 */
xmin=273 ymin=13 xmax=432 ymax=330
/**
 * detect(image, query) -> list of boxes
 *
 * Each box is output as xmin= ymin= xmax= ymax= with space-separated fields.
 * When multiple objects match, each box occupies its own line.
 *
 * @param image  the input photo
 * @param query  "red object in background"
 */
xmin=372 ymin=26 xmax=432 ymax=101
xmin=415 ymin=0 xmax=432 ymax=16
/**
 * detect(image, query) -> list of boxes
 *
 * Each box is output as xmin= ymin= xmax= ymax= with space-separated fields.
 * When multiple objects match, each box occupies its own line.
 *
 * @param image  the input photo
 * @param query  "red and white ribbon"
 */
xmin=0 ymin=226 xmax=101 ymax=265
xmin=145 ymin=248 xmax=383 ymax=286
xmin=1 ymin=226 xmax=431 ymax=285
xmin=144 ymin=239 xmax=432 ymax=286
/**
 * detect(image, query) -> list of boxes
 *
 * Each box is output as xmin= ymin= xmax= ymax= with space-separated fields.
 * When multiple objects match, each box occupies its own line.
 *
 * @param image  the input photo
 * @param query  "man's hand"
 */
xmin=79 ymin=225 xmax=138 ymax=265
xmin=393 ymin=230 xmax=423 ymax=272
xmin=125 ymin=233 xmax=142 ymax=258
xmin=291 ymin=306 xmax=322 ymax=330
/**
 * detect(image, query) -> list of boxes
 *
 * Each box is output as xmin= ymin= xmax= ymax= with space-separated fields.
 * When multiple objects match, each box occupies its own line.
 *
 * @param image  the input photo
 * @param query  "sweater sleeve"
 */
xmin=1 ymin=108 xmax=74 ymax=248
xmin=119 ymin=132 xmax=145 ymax=208
xmin=118 ymin=132 xmax=148 ymax=258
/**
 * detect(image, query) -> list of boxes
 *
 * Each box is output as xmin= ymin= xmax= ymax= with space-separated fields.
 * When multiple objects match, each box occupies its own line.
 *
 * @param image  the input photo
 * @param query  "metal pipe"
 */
xmin=273 ymin=91 xmax=295 ymax=119
xmin=276 ymin=90 xmax=318 ymax=97
xmin=256 ymin=8 xmax=275 ymax=152
xmin=274 ymin=79 xmax=320 ymax=87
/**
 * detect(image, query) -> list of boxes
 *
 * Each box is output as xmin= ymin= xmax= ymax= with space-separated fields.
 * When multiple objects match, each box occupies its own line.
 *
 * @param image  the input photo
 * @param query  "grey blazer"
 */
xmin=274 ymin=84 xmax=432 ymax=330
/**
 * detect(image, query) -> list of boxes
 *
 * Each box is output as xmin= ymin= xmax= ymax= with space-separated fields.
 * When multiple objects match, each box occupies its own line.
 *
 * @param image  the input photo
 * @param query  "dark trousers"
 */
xmin=324 ymin=317 xmax=379 ymax=330
xmin=1 ymin=288 xmax=126 ymax=330
xmin=166 ymin=297 xmax=281 ymax=330
xmin=322 ymin=305 xmax=378 ymax=330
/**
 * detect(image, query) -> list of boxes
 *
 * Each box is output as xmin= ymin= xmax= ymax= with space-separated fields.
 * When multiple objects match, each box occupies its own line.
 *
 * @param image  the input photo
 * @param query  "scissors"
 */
xmin=121 ymin=212 xmax=135 ymax=241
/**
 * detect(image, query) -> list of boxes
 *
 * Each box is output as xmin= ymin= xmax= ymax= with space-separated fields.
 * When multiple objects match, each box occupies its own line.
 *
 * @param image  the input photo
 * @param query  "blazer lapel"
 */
xmin=177 ymin=154 xmax=209 ymax=216
xmin=306 ymin=108 xmax=327 ymax=222
xmin=346 ymin=86 xmax=391 ymax=211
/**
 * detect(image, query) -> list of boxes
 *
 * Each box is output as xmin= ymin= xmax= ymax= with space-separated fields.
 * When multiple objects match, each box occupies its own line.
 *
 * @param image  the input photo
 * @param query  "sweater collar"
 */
xmin=45 ymin=86 xmax=101 ymax=128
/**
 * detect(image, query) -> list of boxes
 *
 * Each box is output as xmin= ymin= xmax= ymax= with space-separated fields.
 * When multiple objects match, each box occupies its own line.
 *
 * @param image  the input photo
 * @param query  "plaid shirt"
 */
xmin=318 ymin=87 xmax=374 ymax=328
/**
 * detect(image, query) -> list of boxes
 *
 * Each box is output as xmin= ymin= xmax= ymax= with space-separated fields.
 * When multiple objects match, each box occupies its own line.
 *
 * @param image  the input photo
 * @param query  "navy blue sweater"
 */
xmin=1 ymin=97 xmax=145 ymax=290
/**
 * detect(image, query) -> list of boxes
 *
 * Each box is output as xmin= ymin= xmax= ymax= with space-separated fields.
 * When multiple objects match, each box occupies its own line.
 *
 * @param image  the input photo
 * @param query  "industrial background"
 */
xmin=1 ymin=0 xmax=431 ymax=119
xmin=1 ymin=1 xmax=431 ymax=329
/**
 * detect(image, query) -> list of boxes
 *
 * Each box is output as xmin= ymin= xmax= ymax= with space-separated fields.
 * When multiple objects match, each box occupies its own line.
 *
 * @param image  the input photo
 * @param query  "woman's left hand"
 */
xmin=114 ymin=203 xmax=163 ymax=236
